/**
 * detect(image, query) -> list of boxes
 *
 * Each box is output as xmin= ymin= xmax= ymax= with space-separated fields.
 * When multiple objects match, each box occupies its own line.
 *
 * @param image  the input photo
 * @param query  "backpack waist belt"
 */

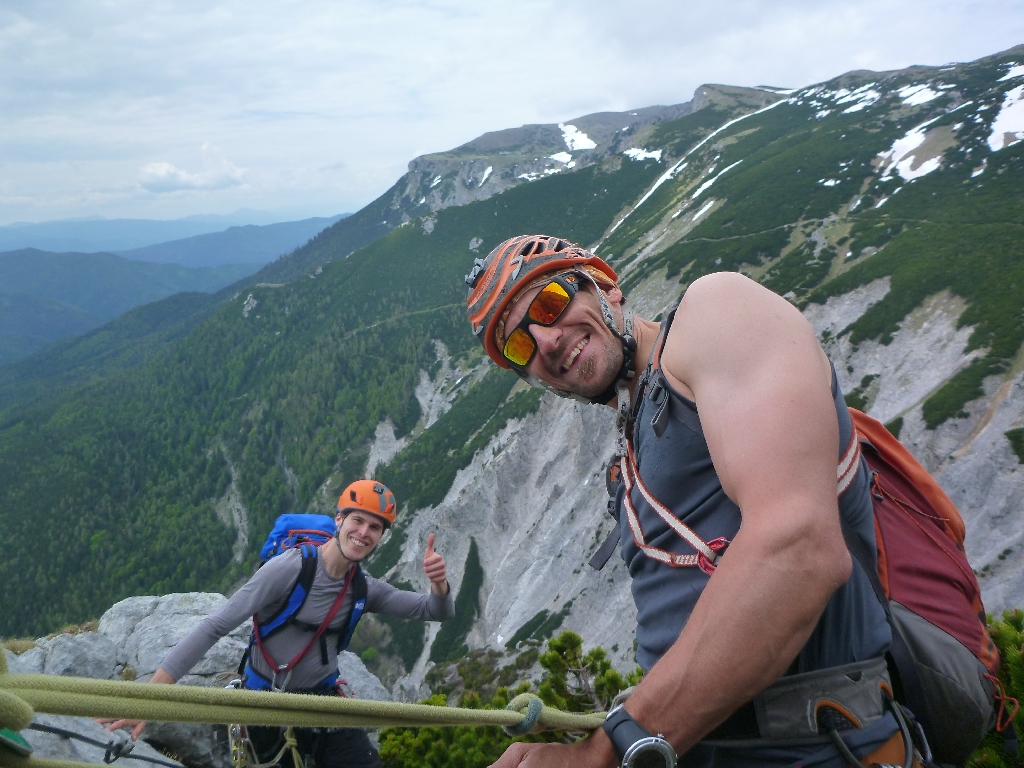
xmin=242 ymin=663 xmax=339 ymax=695
xmin=702 ymin=657 xmax=892 ymax=747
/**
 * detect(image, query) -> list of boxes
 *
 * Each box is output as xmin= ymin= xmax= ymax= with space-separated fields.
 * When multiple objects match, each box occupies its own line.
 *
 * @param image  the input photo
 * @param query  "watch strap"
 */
xmin=602 ymin=706 xmax=653 ymax=759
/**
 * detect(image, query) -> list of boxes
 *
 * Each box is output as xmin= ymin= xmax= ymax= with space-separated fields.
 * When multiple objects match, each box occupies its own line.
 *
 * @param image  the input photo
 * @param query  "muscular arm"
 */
xmin=492 ymin=273 xmax=852 ymax=768
xmin=625 ymin=272 xmax=852 ymax=753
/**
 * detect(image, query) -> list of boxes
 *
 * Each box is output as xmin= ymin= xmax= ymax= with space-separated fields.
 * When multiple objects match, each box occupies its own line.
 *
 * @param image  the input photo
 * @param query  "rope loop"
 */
xmin=0 ymin=687 xmax=35 ymax=732
xmin=503 ymin=694 xmax=543 ymax=736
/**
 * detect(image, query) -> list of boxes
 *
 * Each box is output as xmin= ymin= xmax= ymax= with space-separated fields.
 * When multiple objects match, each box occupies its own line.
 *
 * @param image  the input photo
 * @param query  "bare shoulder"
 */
xmin=661 ymin=272 xmax=820 ymax=390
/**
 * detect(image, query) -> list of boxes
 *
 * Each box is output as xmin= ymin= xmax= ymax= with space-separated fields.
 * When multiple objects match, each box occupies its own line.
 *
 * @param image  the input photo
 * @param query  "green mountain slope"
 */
xmin=2 ymin=45 xmax=1022 ymax=643
xmin=0 ymin=293 xmax=105 ymax=366
xmin=0 ymin=291 xmax=221 ymax=414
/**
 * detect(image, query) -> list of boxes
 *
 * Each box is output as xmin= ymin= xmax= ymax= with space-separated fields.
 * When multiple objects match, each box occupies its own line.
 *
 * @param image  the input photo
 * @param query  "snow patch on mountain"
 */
xmin=692 ymin=160 xmax=742 ymax=199
xmin=898 ymin=84 xmax=942 ymax=106
xmin=624 ymin=148 xmax=663 ymax=162
xmin=608 ymin=98 xmax=787 ymax=235
xmin=559 ymin=123 xmax=597 ymax=151
xmin=878 ymin=117 xmax=944 ymax=181
xmin=998 ymin=63 xmax=1024 ymax=81
xmin=691 ymin=199 xmax=715 ymax=223
xmin=988 ymin=85 xmax=1024 ymax=151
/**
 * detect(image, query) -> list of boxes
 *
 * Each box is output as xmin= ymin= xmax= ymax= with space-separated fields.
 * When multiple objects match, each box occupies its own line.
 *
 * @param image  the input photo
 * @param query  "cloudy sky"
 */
xmin=2 ymin=0 xmax=1022 ymax=224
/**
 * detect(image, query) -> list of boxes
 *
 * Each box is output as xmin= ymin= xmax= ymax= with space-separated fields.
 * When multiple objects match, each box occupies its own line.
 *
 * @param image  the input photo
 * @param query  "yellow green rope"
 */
xmin=0 ymin=651 xmax=605 ymax=768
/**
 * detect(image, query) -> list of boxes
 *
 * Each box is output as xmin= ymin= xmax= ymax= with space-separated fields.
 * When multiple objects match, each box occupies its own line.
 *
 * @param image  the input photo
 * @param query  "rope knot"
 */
xmin=503 ymin=694 xmax=543 ymax=736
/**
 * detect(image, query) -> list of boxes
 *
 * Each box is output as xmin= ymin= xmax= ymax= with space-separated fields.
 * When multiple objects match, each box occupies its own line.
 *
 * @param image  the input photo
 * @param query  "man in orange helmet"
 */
xmin=101 ymin=479 xmax=453 ymax=768
xmin=466 ymin=236 xmax=912 ymax=768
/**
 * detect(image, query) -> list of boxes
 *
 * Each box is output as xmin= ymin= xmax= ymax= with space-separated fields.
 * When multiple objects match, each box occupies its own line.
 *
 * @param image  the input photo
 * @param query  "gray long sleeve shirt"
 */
xmin=161 ymin=548 xmax=455 ymax=690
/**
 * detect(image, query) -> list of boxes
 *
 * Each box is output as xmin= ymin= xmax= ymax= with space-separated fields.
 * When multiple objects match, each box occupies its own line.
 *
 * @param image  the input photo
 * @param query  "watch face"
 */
xmin=623 ymin=737 xmax=677 ymax=768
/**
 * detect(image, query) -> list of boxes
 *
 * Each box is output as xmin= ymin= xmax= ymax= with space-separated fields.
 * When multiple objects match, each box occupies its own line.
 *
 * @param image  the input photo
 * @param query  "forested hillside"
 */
xmin=2 ymin=45 xmax=1022 ymax=653
xmin=0 ymin=250 xmax=256 ymax=365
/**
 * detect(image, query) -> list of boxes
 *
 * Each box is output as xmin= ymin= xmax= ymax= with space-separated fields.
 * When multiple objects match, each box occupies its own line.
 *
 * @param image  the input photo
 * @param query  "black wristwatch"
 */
xmin=601 ymin=706 xmax=677 ymax=768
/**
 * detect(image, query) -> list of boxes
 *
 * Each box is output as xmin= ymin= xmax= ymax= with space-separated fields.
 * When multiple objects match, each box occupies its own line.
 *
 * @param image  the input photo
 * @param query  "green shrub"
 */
xmin=968 ymin=610 xmax=1024 ymax=767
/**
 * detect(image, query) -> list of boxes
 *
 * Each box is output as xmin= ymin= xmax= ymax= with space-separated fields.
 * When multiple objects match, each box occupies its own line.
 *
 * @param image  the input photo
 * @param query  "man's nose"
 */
xmin=530 ymin=323 xmax=562 ymax=354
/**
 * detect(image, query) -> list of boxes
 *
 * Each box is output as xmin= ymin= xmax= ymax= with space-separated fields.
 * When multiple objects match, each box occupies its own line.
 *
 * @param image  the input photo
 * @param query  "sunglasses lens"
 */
xmin=503 ymin=328 xmax=536 ymax=367
xmin=528 ymin=282 xmax=571 ymax=324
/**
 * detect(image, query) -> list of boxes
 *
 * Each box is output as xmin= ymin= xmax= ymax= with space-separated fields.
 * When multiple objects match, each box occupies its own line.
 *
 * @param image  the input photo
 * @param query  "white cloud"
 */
xmin=0 ymin=0 xmax=1023 ymax=222
xmin=138 ymin=148 xmax=246 ymax=193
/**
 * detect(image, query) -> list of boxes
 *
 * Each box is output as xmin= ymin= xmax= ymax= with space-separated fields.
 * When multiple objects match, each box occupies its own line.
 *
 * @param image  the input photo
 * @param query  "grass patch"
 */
xmin=1005 ymin=428 xmax=1024 ymax=463
xmin=884 ymin=417 xmax=904 ymax=440
xmin=504 ymin=602 xmax=574 ymax=649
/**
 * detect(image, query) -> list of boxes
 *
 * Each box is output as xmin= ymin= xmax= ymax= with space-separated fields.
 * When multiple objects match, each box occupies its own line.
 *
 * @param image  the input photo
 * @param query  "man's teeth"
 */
xmin=563 ymin=338 xmax=587 ymax=372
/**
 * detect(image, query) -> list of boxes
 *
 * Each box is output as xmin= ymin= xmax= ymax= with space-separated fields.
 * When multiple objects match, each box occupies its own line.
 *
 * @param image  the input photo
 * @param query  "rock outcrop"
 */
xmin=7 ymin=593 xmax=390 ymax=768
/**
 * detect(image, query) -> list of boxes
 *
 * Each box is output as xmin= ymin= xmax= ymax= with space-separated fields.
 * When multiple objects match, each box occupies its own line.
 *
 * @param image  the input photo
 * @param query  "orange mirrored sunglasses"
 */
xmin=502 ymin=273 xmax=582 ymax=367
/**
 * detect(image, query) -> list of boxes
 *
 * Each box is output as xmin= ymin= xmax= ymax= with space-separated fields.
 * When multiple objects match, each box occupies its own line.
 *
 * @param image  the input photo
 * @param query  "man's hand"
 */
xmin=423 ymin=533 xmax=449 ymax=595
xmin=489 ymin=733 xmax=616 ymax=768
xmin=97 ymin=717 xmax=147 ymax=742
xmin=96 ymin=668 xmax=176 ymax=741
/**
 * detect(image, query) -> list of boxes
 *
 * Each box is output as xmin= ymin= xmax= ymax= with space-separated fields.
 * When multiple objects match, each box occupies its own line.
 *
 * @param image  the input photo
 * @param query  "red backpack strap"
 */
xmin=848 ymin=408 xmax=965 ymax=543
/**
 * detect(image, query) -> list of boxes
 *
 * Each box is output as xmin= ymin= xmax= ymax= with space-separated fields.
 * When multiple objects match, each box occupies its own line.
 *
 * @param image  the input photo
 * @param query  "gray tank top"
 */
xmin=616 ymin=310 xmax=891 ymax=674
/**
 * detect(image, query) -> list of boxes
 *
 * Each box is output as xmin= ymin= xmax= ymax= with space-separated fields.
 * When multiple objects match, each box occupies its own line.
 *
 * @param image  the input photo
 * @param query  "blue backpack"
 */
xmin=239 ymin=513 xmax=367 ymax=692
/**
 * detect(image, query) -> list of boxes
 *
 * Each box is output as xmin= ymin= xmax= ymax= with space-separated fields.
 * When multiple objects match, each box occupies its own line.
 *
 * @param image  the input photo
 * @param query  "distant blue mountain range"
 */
xmin=0 ymin=210 xmax=346 ymax=256
xmin=117 ymin=215 xmax=347 ymax=267
xmin=0 ymin=212 xmax=350 ymax=364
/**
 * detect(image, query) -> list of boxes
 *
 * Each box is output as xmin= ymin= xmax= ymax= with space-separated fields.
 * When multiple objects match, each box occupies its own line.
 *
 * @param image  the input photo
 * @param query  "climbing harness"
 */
xmin=245 ymin=560 xmax=360 ymax=693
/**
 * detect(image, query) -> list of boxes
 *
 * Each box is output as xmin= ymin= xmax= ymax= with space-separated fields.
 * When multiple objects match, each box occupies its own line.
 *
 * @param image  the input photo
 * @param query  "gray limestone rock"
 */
xmin=41 ymin=632 xmax=118 ymax=680
xmin=337 ymin=651 xmax=391 ymax=701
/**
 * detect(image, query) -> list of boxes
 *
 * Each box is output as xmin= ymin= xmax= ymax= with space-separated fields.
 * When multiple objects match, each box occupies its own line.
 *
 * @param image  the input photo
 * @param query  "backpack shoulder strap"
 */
xmin=256 ymin=544 xmax=319 ymax=638
xmin=336 ymin=567 xmax=369 ymax=654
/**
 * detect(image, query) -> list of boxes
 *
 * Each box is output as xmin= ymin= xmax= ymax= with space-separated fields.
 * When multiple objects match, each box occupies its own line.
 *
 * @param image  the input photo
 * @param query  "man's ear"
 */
xmin=606 ymin=285 xmax=624 ymax=305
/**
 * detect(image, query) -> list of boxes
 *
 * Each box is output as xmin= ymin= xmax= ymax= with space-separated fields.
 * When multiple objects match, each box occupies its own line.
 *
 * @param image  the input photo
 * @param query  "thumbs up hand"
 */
xmin=423 ymin=533 xmax=449 ymax=595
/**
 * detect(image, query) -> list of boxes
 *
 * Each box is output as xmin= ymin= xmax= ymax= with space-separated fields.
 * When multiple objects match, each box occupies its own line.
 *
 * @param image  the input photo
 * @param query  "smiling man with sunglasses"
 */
xmin=466 ymin=236 xmax=911 ymax=768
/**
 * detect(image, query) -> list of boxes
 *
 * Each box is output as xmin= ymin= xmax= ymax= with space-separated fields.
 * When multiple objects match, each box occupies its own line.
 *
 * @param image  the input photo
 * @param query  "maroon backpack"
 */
xmin=845 ymin=409 xmax=1010 ymax=765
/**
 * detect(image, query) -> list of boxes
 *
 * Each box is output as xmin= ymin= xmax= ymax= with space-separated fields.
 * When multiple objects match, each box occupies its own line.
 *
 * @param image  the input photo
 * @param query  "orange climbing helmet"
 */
xmin=337 ymin=479 xmax=397 ymax=528
xmin=465 ymin=234 xmax=618 ymax=369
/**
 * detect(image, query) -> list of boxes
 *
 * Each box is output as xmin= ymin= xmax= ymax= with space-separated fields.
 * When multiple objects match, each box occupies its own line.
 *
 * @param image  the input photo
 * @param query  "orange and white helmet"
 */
xmin=337 ymin=480 xmax=397 ymax=528
xmin=465 ymin=234 xmax=636 ymax=405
